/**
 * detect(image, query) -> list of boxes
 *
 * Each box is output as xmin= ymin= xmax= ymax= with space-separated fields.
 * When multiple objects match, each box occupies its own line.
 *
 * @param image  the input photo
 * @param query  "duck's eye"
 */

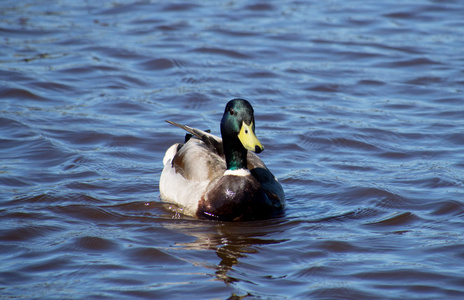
xmin=229 ymin=108 xmax=234 ymax=115
xmin=245 ymin=129 xmax=248 ymax=134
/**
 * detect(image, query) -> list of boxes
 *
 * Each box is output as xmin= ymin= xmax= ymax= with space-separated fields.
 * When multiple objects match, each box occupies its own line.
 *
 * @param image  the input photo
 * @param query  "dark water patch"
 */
xmin=0 ymin=24 xmax=57 ymax=38
xmin=315 ymin=240 xmax=363 ymax=253
xmin=74 ymin=194 xmax=107 ymax=205
xmin=156 ymin=20 xmax=190 ymax=32
xmin=29 ymin=81 xmax=74 ymax=93
xmin=383 ymin=11 xmax=417 ymax=20
xmin=365 ymin=212 xmax=421 ymax=228
xmin=62 ymin=154 xmax=95 ymax=171
xmin=56 ymin=64 xmax=120 ymax=76
xmin=117 ymin=74 xmax=149 ymax=88
xmin=75 ymin=236 xmax=119 ymax=252
xmin=330 ymin=137 xmax=380 ymax=152
xmin=443 ymin=132 xmax=464 ymax=146
xmin=96 ymin=1 xmax=152 ymax=16
xmin=307 ymin=83 xmax=342 ymax=93
xmin=210 ymin=26 xmax=261 ymax=38
xmin=358 ymin=79 xmax=386 ymax=86
xmin=376 ymin=57 xmax=442 ymax=69
xmin=378 ymin=150 xmax=414 ymax=160
xmin=190 ymin=47 xmax=251 ymax=59
xmin=100 ymin=276 xmax=146 ymax=287
xmin=0 ymin=225 xmax=61 ymax=242
xmin=244 ymin=70 xmax=278 ymax=79
xmin=244 ymin=3 xmax=275 ymax=11
xmin=428 ymin=200 xmax=464 ymax=217
xmin=126 ymin=247 xmax=187 ymax=266
xmin=331 ymin=163 xmax=377 ymax=172
xmin=161 ymin=3 xmax=200 ymax=12
xmin=89 ymin=47 xmax=146 ymax=62
xmin=406 ymin=76 xmax=445 ymax=86
xmin=345 ymin=208 xmax=383 ymax=221
xmin=139 ymin=58 xmax=175 ymax=71
xmin=339 ymin=50 xmax=385 ymax=61
xmin=182 ymin=76 xmax=216 ymax=85
xmin=0 ymin=87 xmax=47 ymax=101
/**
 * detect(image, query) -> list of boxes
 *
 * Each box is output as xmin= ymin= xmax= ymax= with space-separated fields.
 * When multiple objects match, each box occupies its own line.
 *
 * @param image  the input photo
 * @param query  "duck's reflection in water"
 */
xmin=163 ymin=214 xmax=288 ymax=284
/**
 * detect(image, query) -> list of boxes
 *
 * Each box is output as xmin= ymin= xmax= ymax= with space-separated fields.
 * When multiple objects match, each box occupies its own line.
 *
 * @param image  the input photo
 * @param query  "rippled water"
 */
xmin=2 ymin=0 xmax=464 ymax=299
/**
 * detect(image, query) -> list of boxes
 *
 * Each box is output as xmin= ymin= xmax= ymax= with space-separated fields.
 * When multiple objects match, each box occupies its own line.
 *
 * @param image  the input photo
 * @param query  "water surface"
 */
xmin=1 ymin=0 xmax=464 ymax=299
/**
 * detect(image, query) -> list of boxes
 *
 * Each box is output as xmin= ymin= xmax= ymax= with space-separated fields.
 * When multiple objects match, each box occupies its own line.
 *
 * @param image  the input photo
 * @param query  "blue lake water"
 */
xmin=1 ymin=0 xmax=464 ymax=299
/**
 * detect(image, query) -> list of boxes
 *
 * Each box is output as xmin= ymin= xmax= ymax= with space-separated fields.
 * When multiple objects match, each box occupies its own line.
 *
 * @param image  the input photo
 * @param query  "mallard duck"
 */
xmin=160 ymin=98 xmax=285 ymax=221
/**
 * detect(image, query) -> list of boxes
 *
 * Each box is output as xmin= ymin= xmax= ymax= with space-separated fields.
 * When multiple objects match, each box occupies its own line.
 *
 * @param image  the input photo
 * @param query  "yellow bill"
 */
xmin=238 ymin=121 xmax=264 ymax=153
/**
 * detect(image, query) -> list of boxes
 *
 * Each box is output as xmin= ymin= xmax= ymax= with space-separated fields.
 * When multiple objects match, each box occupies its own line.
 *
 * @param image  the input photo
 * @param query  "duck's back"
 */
xmin=159 ymin=137 xmax=226 ymax=215
xmin=172 ymin=138 xmax=226 ymax=181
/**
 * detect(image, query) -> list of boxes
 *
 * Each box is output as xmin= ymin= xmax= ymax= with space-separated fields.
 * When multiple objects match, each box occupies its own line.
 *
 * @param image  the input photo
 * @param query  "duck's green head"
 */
xmin=221 ymin=98 xmax=264 ymax=154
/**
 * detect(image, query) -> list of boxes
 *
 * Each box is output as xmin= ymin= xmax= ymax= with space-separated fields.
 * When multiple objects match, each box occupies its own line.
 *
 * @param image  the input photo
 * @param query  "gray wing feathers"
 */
xmin=166 ymin=120 xmax=223 ymax=156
